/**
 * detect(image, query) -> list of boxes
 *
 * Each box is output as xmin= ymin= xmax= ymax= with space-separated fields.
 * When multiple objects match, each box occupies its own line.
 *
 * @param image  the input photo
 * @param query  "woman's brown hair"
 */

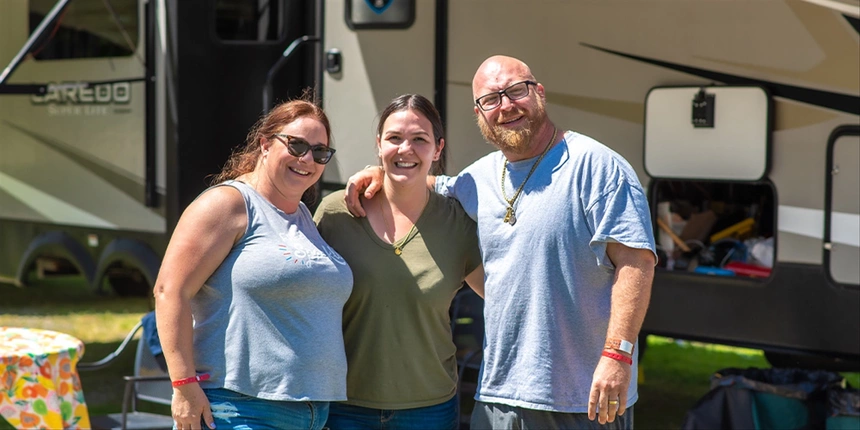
xmin=210 ymin=95 xmax=332 ymax=203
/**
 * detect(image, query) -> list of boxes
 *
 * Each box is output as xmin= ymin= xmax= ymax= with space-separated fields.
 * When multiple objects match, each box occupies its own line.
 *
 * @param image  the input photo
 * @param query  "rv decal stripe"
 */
xmin=0 ymin=171 xmax=117 ymax=228
xmin=0 ymin=187 xmax=47 ymax=221
xmin=581 ymin=43 xmax=860 ymax=116
xmin=3 ymin=121 xmax=164 ymax=208
xmin=779 ymin=205 xmax=860 ymax=248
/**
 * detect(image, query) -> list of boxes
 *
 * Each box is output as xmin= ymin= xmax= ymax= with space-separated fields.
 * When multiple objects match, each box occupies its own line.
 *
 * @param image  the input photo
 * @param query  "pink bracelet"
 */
xmin=171 ymin=373 xmax=211 ymax=387
xmin=602 ymin=350 xmax=633 ymax=365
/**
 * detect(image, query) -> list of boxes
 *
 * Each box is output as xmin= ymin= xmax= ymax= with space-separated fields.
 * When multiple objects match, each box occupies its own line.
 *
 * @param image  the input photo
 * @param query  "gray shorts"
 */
xmin=470 ymin=401 xmax=634 ymax=430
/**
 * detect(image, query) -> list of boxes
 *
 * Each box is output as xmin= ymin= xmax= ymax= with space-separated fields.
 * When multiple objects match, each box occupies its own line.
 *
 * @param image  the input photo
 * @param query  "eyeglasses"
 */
xmin=273 ymin=134 xmax=336 ymax=165
xmin=475 ymin=80 xmax=537 ymax=111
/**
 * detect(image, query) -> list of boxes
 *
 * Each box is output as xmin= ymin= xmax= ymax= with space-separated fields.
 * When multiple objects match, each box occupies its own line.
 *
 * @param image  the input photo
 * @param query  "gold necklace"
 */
xmin=378 ymin=191 xmax=428 ymax=255
xmin=500 ymin=128 xmax=558 ymax=226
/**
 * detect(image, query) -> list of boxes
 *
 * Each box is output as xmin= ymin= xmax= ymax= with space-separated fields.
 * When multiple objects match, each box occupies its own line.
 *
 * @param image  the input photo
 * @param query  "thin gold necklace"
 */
xmin=500 ymin=128 xmax=558 ymax=226
xmin=378 ymin=191 xmax=428 ymax=255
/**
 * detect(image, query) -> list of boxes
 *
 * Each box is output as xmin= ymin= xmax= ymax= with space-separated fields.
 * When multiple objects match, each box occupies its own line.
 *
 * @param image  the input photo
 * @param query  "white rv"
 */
xmin=1 ymin=0 xmax=858 ymax=369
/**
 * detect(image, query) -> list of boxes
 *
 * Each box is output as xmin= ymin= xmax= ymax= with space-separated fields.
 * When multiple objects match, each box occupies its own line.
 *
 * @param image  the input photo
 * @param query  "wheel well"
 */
xmin=94 ymin=238 xmax=161 ymax=299
xmin=15 ymin=231 xmax=96 ymax=287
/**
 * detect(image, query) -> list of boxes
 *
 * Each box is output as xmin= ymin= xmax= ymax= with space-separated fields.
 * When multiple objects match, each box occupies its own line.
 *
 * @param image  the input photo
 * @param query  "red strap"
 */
xmin=171 ymin=373 xmax=211 ymax=387
xmin=601 ymin=350 xmax=633 ymax=366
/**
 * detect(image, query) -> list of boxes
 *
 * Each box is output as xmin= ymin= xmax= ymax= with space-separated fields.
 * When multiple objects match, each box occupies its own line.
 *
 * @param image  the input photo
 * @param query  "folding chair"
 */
xmin=79 ymin=312 xmax=175 ymax=430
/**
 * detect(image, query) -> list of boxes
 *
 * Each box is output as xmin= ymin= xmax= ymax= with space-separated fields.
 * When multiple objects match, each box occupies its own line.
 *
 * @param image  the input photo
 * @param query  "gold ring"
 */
xmin=608 ymin=400 xmax=619 ymax=405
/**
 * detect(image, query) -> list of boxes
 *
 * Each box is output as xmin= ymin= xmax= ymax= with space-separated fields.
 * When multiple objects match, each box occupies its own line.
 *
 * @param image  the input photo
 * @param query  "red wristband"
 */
xmin=171 ymin=373 xmax=211 ymax=387
xmin=602 ymin=350 xmax=633 ymax=365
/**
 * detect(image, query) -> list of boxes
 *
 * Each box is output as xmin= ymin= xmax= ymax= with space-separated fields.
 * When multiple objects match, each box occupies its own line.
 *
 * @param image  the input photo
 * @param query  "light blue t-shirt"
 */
xmin=437 ymin=131 xmax=656 ymax=413
xmin=192 ymin=181 xmax=353 ymax=401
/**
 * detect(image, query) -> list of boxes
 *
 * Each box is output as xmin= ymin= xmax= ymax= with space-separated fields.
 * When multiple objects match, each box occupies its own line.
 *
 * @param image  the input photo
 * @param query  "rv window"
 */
xmin=215 ymin=0 xmax=285 ymax=42
xmin=29 ymin=0 xmax=139 ymax=60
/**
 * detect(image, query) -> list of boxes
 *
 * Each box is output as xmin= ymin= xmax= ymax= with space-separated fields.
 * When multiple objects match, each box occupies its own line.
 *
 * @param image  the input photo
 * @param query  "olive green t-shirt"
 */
xmin=314 ymin=190 xmax=481 ymax=409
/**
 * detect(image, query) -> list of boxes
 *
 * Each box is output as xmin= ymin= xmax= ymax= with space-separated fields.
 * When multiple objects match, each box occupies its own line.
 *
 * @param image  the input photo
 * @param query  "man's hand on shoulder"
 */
xmin=344 ymin=165 xmax=384 ymax=217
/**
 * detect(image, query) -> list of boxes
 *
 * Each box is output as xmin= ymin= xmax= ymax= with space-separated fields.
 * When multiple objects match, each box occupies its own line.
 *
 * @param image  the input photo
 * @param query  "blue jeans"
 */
xmin=202 ymin=388 xmax=330 ymax=430
xmin=326 ymin=395 xmax=459 ymax=430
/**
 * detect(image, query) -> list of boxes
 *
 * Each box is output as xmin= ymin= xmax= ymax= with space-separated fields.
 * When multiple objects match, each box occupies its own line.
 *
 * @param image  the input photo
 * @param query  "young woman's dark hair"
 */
xmin=376 ymin=94 xmax=446 ymax=175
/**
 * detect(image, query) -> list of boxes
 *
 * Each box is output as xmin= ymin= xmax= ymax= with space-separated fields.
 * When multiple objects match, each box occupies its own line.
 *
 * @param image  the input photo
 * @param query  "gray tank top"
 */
xmin=192 ymin=180 xmax=353 ymax=401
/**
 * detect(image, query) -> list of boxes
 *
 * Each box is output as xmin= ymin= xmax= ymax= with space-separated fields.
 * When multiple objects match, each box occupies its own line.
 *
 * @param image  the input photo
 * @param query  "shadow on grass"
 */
xmin=78 ymin=341 xmax=171 ymax=418
xmin=0 ymin=275 xmax=150 ymax=316
xmin=78 ymin=341 xmax=138 ymax=414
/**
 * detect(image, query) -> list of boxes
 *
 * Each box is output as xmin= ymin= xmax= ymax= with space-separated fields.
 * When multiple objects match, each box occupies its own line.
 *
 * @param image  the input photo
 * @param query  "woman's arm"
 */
xmin=154 ymin=186 xmax=247 ymax=429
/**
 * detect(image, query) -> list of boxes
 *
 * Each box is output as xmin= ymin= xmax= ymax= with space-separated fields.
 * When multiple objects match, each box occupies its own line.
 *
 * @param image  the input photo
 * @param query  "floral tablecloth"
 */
xmin=0 ymin=327 xmax=90 ymax=429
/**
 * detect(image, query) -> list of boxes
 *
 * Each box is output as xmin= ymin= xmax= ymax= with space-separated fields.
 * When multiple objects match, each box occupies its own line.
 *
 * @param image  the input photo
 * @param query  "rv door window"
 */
xmin=29 ymin=0 xmax=139 ymax=60
xmin=215 ymin=0 xmax=285 ymax=42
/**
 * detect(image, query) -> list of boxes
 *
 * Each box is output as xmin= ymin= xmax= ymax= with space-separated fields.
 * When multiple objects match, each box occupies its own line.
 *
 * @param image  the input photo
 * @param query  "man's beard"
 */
xmin=477 ymin=97 xmax=547 ymax=155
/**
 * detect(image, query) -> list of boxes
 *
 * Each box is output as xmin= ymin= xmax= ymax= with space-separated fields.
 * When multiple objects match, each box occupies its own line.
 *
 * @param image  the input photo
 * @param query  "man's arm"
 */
xmin=426 ymin=174 xmax=437 ymax=193
xmin=344 ymin=166 xmax=438 ymax=217
xmin=588 ymin=243 xmax=655 ymax=424
xmin=343 ymin=166 xmax=384 ymax=217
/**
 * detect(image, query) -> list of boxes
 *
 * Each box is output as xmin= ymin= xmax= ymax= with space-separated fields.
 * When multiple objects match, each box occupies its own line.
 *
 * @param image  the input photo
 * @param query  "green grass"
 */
xmin=1 ymin=275 xmax=857 ymax=429
xmin=635 ymin=337 xmax=769 ymax=428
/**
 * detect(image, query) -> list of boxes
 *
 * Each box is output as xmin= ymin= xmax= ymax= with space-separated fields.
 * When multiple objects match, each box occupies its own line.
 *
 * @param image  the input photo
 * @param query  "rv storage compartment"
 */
xmin=652 ymin=179 xmax=775 ymax=278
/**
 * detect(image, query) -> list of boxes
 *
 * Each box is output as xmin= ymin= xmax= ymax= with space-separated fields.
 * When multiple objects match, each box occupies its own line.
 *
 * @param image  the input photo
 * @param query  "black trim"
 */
xmin=0 ymin=78 xmax=144 ymax=95
xmin=844 ymin=15 xmax=860 ymax=34
xmin=434 ymin=0 xmax=448 ymax=174
xmin=145 ymin=0 xmax=157 ymax=208
xmin=65 ymin=77 xmax=147 ymax=87
xmin=315 ymin=0 xmax=325 ymax=103
xmin=582 ymin=43 xmax=860 ymax=116
xmin=0 ymin=84 xmax=46 ymax=95
xmin=823 ymin=125 xmax=860 ymax=288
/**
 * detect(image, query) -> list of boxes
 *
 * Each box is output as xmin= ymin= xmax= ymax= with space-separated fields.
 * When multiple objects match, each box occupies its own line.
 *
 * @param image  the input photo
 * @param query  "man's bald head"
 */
xmin=472 ymin=56 xmax=536 ymax=98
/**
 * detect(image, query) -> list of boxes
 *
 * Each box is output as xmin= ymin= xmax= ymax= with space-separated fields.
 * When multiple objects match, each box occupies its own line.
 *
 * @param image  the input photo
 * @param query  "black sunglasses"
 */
xmin=273 ymin=134 xmax=336 ymax=165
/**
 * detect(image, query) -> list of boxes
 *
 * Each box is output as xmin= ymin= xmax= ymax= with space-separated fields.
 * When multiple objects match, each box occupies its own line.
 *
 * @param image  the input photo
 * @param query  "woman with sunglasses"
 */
xmin=154 ymin=97 xmax=353 ymax=430
xmin=314 ymin=94 xmax=484 ymax=430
